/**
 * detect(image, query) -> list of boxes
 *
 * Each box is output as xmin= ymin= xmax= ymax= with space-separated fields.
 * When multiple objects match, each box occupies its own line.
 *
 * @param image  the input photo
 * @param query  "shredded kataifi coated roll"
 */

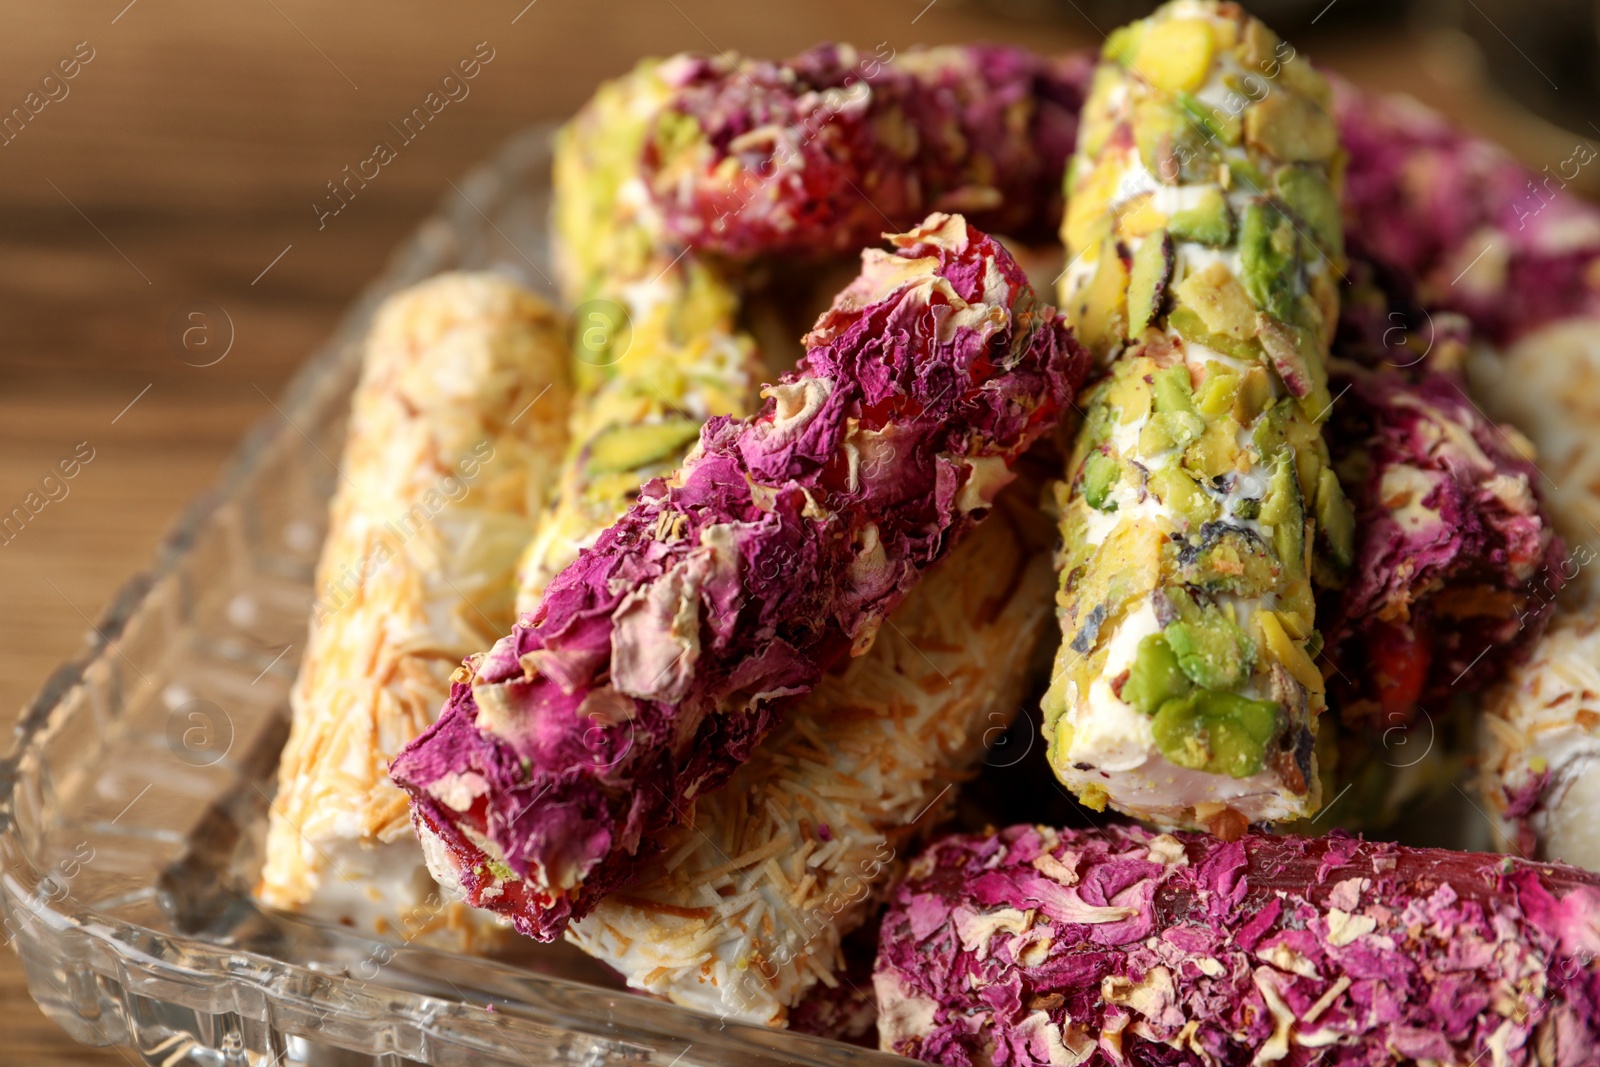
xmin=257 ymin=272 xmax=571 ymax=941
xmin=1483 ymin=610 xmax=1600 ymax=870
xmin=876 ymin=824 xmax=1600 ymax=1066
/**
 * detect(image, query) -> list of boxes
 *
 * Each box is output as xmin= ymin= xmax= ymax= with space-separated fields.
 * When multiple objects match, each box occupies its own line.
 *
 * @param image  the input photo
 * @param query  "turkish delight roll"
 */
xmin=640 ymin=44 xmax=1090 ymax=259
xmin=389 ymin=213 xmax=1088 ymax=941
xmin=1044 ymin=1 xmax=1351 ymax=830
xmin=256 ymin=272 xmax=571 ymax=941
xmin=876 ymin=823 xmax=1600 ymax=1066
xmin=1335 ymin=77 xmax=1600 ymax=345
xmin=1321 ymin=360 xmax=1564 ymax=726
xmin=515 ymin=57 xmax=768 ymax=611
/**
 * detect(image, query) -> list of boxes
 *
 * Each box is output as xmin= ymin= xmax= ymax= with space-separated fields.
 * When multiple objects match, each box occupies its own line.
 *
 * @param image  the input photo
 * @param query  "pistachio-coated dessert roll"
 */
xmin=1044 ymin=1 xmax=1352 ymax=830
xmin=515 ymin=57 xmax=767 ymax=612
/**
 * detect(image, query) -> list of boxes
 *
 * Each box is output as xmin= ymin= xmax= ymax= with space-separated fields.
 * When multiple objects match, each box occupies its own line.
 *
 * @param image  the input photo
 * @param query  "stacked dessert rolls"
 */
xmin=517 ymin=44 xmax=1091 ymax=610
xmin=1332 ymin=61 xmax=1600 ymax=868
xmin=251 ymin=8 xmax=1600 ymax=1055
xmin=567 ymin=494 xmax=1057 ymax=1025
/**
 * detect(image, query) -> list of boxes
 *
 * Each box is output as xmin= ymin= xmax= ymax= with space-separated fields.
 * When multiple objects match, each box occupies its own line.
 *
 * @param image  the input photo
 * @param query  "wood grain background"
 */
xmin=0 ymin=1 xmax=1579 ymax=1062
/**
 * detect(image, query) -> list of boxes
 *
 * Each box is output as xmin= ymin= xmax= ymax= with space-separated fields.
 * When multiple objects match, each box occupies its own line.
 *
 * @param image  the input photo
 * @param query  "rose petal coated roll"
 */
xmin=876 ymin=824 xmax=1600 ymax=1066
xmin=1335 ymin=78 xmax=1600 ymax=345
xmin=641 ymin=44 xmax=1091 ymax=258
xmin=1321 ymin=359 xmax=1564 ymax=727
xmin=389 ymin=214 xmax=1088 ymax=941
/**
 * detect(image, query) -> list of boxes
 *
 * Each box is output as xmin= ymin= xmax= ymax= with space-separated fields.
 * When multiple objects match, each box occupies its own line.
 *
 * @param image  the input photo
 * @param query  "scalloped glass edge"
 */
xmin=0 ymin=123 xmax=911 ymax=1067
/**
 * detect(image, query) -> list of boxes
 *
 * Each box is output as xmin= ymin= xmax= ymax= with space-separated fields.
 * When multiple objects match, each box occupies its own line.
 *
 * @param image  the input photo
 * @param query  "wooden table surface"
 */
xmin=0 ymin=1 xmax=1581 ymax=1062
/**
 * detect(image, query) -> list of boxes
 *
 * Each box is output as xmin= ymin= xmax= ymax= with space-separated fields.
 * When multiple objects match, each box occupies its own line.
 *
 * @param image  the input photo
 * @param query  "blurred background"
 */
xmin=0 ymin=0 xmax=1594 ymax=1061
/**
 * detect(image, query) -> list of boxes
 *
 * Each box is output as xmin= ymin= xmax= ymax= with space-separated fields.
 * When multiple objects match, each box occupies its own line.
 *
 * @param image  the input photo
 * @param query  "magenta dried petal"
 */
xmin=1335 ymin=75 xmax=1600 ymax=343
xmin=1322 ymin=352 xmax=1564 ymax=723
xmin=389 ymin=214 xmax=1088 ymax=941
xmin=876 ymin=824 xmax=1600 ymax=1066
xmin=644 ymin=46 xmax=1093 ymax=258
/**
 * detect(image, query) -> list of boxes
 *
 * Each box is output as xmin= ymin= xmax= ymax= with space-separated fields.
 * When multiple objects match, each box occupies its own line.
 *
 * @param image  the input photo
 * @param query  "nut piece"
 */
xmin=1174 ymin=261 xmax=1258 ymax=340
xmin=1127 ymin=229 xmax=1176 ymax=337
xmin=1135 ymin=18 xmax=1216 ymax=93
xmin=1246 ymin=90 xmax=1338 ymax=162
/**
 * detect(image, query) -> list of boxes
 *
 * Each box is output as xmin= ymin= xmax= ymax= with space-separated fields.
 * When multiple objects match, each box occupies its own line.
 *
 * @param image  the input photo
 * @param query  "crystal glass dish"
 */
xmin=0 ymin=124 xmax=909 ymax=1067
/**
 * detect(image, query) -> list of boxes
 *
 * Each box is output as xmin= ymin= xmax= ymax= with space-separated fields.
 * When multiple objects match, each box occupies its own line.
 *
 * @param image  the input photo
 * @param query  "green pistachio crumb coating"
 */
xmin=517 ymin=60 xmax=767 ymax=610
xmin=1043 ymin=0 xmax=1355 ymax=829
